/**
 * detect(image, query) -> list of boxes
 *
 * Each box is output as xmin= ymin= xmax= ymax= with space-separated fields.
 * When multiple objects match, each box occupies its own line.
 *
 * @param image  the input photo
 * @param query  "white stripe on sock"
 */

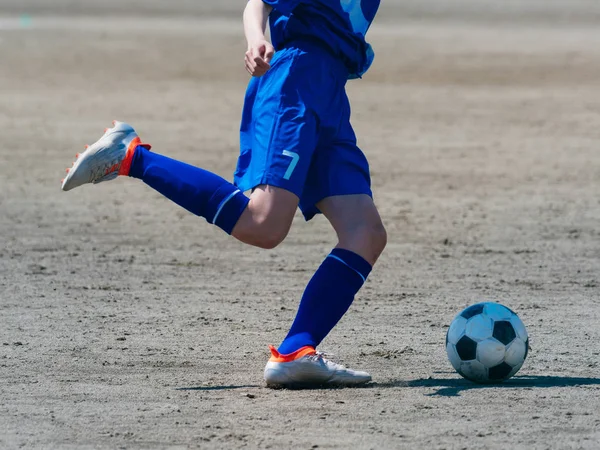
xmin=211 ymin=189 xmax=241 ymax=225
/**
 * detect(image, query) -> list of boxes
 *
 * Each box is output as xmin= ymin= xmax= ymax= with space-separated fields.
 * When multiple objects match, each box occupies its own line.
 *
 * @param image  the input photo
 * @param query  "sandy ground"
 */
xmin=1 ymin=1 xmax=600 ymax=448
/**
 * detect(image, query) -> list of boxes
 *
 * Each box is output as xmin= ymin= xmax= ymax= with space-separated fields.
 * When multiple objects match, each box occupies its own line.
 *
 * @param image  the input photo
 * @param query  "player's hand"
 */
xmin=245 ymin=39 xmax=275 ymax=77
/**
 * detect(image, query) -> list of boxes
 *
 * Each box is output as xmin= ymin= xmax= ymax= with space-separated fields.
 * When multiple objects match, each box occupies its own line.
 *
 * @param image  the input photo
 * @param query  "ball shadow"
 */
xmin=372 ymin=375 xmax=600 ymax=397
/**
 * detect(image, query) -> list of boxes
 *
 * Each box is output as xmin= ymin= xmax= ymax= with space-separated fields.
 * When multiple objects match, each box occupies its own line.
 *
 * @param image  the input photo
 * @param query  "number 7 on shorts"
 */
xmin=282 ymin=150 xmax=300 ymax=180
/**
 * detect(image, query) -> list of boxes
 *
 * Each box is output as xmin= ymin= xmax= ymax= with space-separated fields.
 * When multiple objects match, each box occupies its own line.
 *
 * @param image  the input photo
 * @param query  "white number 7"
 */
xmin=282 ymin=150 xmax=299 ymax=180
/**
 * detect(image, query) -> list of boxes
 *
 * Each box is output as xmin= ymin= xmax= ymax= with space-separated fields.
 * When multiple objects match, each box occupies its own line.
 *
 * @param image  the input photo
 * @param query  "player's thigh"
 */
xmin=317 ymin=194 xmax=386 ymax=264
xmin=232 ymin=184 xmax=299 ymax=248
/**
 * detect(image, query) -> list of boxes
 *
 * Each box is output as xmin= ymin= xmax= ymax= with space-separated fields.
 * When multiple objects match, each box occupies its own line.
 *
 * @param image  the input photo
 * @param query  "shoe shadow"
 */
xmin=371 ymin=375 xmax=600 ymax=397
xmin=176 ymin=384 xmax=261 ymax=391
xmin=176 ymin=383 xmax=372 ymax=392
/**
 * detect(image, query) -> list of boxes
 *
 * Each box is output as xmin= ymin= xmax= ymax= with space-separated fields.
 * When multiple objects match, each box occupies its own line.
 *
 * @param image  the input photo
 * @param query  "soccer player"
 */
xmin=61 ymin=0 xmax=385 ymax=388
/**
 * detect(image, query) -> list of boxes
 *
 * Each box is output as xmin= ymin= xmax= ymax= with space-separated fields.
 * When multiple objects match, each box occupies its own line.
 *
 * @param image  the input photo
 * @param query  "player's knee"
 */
xmin=255 ymin=227 xmax=288 ymax=249
xmin=368 ymin=221 xmax=387 ymax=257
xmin=340 ymin=221 xmax=387 ymax=261
xmin=245 ymin=217 xmax=290 ymax=249
xmin=232 ymin=199 xmax=295 ymax=250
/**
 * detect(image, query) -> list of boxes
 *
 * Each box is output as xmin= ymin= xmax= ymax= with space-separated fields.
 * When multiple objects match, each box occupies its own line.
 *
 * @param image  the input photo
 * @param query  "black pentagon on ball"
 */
xmin=524 ymin=338 xmax=529 ymax=360
xmin=488 ymin=362 xmax=513 ymax=381
xmin=460 ymin=303 xmax=485 ymax=320
xmin=456 ymin=335 xmax=477 ymax=361
xmin=493 ymin=321 xmax=517 ymax=345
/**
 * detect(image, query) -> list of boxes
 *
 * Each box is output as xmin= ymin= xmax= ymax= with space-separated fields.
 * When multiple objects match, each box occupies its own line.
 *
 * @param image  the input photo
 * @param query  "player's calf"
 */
xmin=62 ymin=121 xmax=250 ymax=235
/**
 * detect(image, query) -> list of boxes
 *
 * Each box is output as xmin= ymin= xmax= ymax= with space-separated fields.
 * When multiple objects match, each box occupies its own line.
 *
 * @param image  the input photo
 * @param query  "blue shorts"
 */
xmin=234 ymin=40 xmax=372 ymax=221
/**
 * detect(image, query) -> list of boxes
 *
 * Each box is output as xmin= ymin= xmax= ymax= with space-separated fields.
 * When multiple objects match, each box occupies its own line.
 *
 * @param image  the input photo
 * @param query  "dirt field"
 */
xmin=1 ymin=1 xmax=600 ymax=448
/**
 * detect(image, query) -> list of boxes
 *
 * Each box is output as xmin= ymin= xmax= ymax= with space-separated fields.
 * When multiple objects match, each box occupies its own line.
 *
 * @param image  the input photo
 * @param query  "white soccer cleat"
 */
xmin=264 ymin=345 xmax=372 ymax=388
xmin=61 ymin=120 xmax=150 ymax=191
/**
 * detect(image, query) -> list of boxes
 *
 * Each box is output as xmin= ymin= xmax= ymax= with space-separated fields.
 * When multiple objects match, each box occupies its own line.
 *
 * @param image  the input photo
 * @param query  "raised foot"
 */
xmin=61 ymin=120 xmax=148 ymax=192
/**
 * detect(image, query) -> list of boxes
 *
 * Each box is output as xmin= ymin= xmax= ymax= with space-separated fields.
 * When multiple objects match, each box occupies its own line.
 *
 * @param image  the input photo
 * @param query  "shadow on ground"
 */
xmin=373 ymin=375 xmax=600 ymax=396
xmin=176 ymin=385 xmax=261 ymax=391
xmin=174 ymin=376 xmax=600 ymax=395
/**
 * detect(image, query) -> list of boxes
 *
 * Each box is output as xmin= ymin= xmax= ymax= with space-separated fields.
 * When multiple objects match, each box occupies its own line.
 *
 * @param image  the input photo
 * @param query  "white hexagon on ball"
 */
xmin=447 ymin=316 xmax=467 ymax=345
xmin=483 ymin=303 xmax=514 ymax=321
xmin=504 ymin=337 xmax=527 ymax=367
xmin=477 ymin=338 xmax=506 ymax=367
xmin=465 ymin=314 xmax=493 ymax=341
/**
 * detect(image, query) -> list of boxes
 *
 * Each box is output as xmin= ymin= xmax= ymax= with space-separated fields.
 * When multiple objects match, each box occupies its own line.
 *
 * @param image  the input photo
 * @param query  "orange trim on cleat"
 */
xmin=268 ymin=345 xmax=316 ymax=363
xmin=118 ymin=136 xmax=151 ymax=176
xmin=104 ymin=162 xmax=120 ymax=175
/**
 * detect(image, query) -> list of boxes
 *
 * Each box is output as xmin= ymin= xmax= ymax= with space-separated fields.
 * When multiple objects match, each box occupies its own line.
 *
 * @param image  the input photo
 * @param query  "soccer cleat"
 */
xmin=264 ymin=345 xmax=372 ymax=388
xmin=61 ymin=121 xmax=150 ymax=191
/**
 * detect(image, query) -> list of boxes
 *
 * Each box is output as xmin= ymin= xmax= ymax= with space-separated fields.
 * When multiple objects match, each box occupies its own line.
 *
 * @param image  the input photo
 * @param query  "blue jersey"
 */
xmin=262 ymin=0 xmax=380 ymax=79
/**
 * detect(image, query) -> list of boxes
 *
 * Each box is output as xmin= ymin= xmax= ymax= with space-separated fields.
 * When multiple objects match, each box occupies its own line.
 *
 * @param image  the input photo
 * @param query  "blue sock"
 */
xmin=129 ymin=147 xmax=249 ymax=234
xmin=278 ymin=248 xmax=372 ymax=354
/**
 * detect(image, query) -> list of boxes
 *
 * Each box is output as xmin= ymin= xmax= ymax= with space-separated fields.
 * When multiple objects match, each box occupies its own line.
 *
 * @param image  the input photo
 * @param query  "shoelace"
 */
xmin=307 ymin=351 xmax=338 ymax=363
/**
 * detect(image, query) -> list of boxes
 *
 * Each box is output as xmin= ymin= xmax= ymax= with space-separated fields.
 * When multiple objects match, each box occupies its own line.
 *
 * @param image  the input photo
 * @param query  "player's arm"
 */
xmin=244 ymin=0 xmax=275 ymax=77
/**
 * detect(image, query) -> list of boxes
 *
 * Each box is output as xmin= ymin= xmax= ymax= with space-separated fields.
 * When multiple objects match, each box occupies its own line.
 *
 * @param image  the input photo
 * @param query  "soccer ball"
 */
xmin=446 ymin=302 xmax=529 ymax=383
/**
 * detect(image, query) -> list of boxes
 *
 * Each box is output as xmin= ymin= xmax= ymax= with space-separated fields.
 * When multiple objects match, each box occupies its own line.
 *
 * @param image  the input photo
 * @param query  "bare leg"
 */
xmin=317 ymin=194 xmax=387 ymax=265
xmin=231 ymin=184 xmax=299 ymax=249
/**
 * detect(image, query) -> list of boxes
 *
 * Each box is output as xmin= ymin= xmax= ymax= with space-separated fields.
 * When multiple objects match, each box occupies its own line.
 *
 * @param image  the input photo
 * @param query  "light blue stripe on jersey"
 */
xmin=340 ymin=0 xmax=370 ymax=35
xmin=265 ymin=0 xmax=380 ymax=79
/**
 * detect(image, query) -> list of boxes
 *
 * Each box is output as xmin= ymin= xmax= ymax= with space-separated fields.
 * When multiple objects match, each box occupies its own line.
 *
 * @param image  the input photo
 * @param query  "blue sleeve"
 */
xmin=262 ymin=0 xmax=304 ymax=16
